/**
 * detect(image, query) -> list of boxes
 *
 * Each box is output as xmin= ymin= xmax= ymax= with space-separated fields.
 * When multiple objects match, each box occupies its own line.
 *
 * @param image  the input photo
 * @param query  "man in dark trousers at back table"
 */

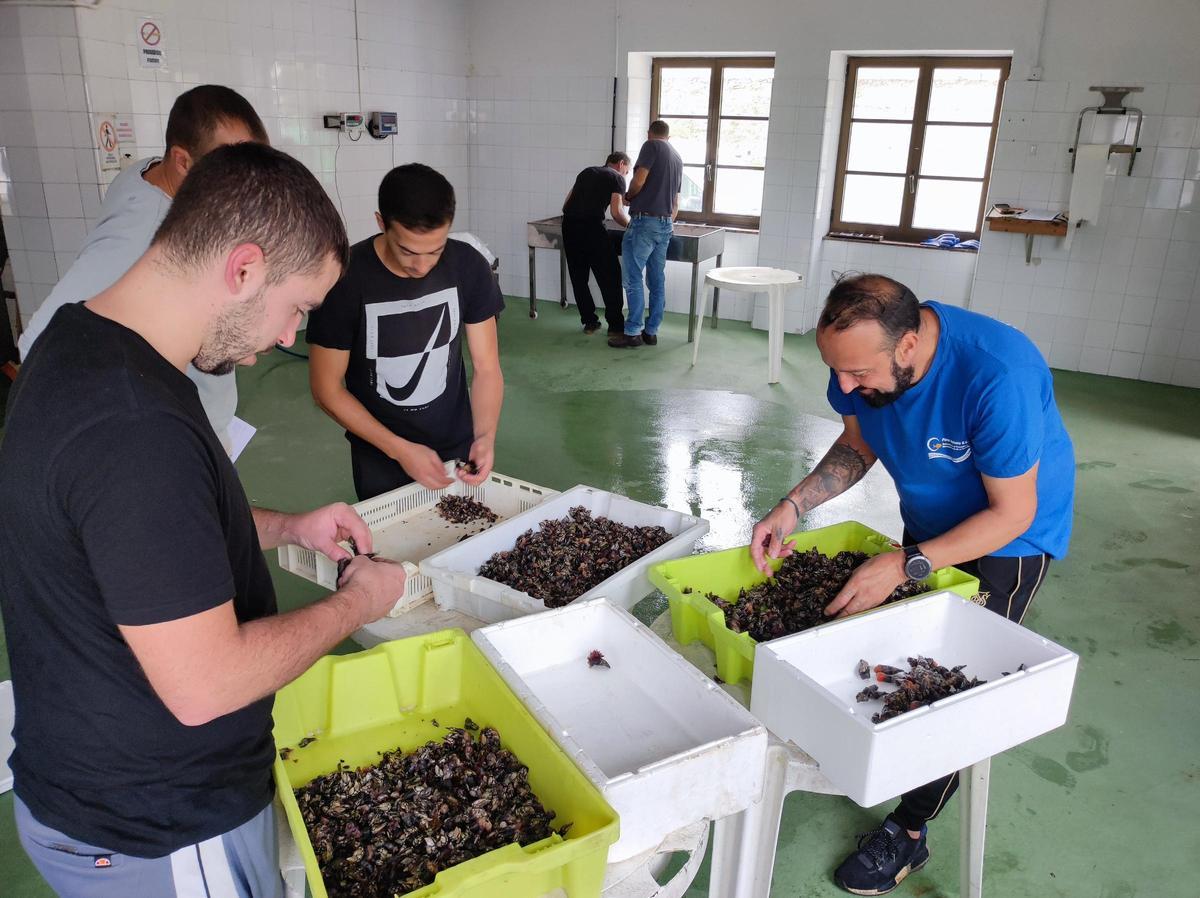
xmin=561 ymin=151 xmax=630 ymax=335
xmin=610 ymin=120 xmax=682 ymax=349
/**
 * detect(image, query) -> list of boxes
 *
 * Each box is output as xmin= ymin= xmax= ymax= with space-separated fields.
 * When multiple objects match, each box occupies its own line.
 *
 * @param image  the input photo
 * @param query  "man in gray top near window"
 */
xmin=609 ymin=120 xmax=682 ymax=349
xmin=18 ymin=85 xmax=269 ymax=453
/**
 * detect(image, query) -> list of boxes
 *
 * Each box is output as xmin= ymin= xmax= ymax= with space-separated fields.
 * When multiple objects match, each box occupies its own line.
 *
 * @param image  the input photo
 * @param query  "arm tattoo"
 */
xmin=791 ymin=442 xmax=871 ymax=513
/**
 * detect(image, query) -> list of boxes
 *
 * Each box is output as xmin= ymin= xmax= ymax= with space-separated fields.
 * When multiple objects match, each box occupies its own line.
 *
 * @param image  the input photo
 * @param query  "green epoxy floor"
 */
xmin=1 ymin=300 xmax=1198 ymax=897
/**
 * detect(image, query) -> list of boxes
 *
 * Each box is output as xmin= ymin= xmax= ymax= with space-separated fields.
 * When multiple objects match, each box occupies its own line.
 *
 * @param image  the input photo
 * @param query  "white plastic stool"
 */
xmin=707 ymin=740 xmax=991 ymax=898
xmin=691 ymin=267 xmax=802 ymax=384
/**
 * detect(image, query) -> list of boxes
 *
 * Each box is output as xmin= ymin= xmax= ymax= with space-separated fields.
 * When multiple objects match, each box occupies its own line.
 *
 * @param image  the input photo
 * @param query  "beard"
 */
xmin=193 ymin=284 xmax=268 ymax=376
xmin=860 ymin=358 xmax=915 ymax=408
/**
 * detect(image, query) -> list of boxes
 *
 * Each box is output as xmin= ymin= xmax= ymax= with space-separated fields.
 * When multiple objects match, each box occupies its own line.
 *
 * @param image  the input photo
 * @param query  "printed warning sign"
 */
xmin=138 ymin=18 xmax=166 ymax=69
xmin=97 ymin=116 xmax=120 ymax=172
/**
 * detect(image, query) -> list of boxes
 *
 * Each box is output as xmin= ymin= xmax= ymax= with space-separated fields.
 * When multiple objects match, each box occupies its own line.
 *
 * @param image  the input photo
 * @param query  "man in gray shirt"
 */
xmin=610 ymin=120 xmax=682 ymax=349
xmin=18 ymin=85 xmax=268 ymax=451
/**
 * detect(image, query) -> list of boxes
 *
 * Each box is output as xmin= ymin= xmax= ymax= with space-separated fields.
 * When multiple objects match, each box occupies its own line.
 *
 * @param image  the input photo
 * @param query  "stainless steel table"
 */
xmin=526 ymin=216 xmax=726 ymax=340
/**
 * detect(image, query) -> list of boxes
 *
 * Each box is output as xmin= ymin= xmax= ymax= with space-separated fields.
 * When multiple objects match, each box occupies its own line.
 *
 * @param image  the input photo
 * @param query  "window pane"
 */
xmin=852 ymin=67 xmax=919 ymax=119
xmin=840 ymin=174 xmax=905 ymax=226
xmin=659 ymin=67 xmax=711 ymax=116
xmin=847 ymin=122 xmax=912 ymax=173
xmin=920 ymin=125 xmax=992 ymax=178
xmin=660 ymin=117 xmax=708 ymax=165
xmin=718 ymin=119 xmax=768 ymax=167
xmin=721 ymin=67 xmax=774 ymax=117
xmin=912 ymin=179 xmax=983 ymax=231
xmin=927 ymin=68 xmax=1001 ymax=123
xmin=714 ymin=167 xmax=764 ymax=216
xmin=680 ymin=165 xmax=705 ymax=213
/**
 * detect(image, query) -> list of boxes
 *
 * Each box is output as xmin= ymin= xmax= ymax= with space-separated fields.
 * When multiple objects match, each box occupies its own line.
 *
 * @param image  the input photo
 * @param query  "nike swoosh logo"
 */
xmin=383 ymin=305 xmax=448 ymax=403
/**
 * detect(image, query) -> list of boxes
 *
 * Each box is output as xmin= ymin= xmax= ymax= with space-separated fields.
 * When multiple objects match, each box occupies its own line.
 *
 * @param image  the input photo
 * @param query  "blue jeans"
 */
xmin=621 ymin=216 xmax=672 ymax=336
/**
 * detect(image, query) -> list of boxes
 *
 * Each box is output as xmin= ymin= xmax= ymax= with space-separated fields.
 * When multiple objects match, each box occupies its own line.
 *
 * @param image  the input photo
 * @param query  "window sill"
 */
xmin=683 ymin=223 xmax=758 ymax=234
xmin=824 ymin=234 xmax=978 ymax=253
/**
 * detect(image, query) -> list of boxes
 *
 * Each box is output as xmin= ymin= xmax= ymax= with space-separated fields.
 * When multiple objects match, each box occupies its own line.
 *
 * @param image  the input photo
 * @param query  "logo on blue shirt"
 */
xmin=927 ymin=436 xmax=972 ymax=463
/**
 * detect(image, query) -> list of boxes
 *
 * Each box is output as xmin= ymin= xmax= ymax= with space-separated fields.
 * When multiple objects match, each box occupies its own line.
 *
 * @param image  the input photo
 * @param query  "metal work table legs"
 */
xmin=528 ymin=247 xmax=724 ymax=338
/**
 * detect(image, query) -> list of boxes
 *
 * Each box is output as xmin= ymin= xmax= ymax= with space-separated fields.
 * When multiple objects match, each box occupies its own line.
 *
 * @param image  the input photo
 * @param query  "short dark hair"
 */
xmin=164 ymin=85 xmax=269 ymax=156
xmin=152 ymin=143 xmax=349 ymax=284
xmin=378 ymin=164 xmax=456 ymax=231
xmin=649 ymin=120 xmax=670 ymax=138
xmin=606 ymin=151 xmax=631 ymax=166
xmin=818 ymin=273 xmax=921 ymax=347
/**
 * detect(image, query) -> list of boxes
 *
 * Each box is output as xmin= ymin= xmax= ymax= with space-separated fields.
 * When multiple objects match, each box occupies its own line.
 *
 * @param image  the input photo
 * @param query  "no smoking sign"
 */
xmin=137 ymin=17 xmax=167 ymax=69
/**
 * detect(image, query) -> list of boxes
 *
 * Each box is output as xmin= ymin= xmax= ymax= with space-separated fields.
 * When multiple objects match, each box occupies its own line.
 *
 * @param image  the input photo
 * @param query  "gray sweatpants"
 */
xmin=15 ymin=795 xmax=286 ymax=898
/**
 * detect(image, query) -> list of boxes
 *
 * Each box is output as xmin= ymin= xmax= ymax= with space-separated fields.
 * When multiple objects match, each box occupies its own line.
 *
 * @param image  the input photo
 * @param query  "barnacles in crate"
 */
xmin=435 ymin=495 xmax=498 ymax=525
xmin=294 ymin=726 xmax=560 ymax=897
xmin=477 ymin=507 xmax=670 ymax=607
xmin=852 ymin=656 xmax=987 ymax=723
xmin=708 ymin=549 xmax=929 ymax=643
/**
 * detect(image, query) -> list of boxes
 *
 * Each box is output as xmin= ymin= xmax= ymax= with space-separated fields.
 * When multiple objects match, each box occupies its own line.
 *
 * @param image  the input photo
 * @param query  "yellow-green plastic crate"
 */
xmin=648 ymin=521 xmax=980 ymax=687
xmin=272 ymin=630 xmax=619 ymax=898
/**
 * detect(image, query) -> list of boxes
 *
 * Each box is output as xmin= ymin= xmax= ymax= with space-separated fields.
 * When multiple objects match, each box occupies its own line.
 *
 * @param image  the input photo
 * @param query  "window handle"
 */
xmin=907 ymin=173 xmax=916 ymax=194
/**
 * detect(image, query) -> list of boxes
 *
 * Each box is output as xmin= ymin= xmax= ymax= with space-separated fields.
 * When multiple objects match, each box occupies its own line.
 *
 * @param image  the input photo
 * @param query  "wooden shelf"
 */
xmin=986 ymin=214 xmax=1067 ymax=238
xmin=986 ymin=213 xmax=1068 ymax=264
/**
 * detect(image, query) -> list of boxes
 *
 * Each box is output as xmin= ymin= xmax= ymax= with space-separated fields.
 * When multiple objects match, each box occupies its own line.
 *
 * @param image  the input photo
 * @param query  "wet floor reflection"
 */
xmin=501 ymin=388 xmax=902 ymax=550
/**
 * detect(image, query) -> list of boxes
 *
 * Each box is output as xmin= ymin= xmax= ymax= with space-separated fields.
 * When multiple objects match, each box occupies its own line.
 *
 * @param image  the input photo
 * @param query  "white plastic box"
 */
xmin=421 ymin=485 xmax=709 ymax=623
xmin=276 ymin=465 xmax=556 ymax=616
xmin=473 ymin=598 xmax=767 ymax=863
xmin=750 ymin=591 xmax=1079 ymax=807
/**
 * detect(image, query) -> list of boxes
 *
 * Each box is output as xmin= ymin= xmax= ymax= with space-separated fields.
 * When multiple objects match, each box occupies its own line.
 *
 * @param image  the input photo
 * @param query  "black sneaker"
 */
xmin=641 ymin=332 xmax=658 ymax=345
xmin=833 ymin=817 xmax=929 ymax=895
xmin=608 ymin=334 xmax=643 ymax=348
xmin=583 ymin=322 xmax=601 ymax=334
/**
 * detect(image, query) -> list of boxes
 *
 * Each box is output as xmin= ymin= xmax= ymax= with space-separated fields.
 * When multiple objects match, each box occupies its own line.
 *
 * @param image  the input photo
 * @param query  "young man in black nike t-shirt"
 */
xmin=308 ymin=164 xmax=505 ymax=500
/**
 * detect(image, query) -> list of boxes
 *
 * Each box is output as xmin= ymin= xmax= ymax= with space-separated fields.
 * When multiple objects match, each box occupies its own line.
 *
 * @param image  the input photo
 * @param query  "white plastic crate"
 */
xmin=473 ymin=598 xmax=767 ymax=863
xmin=421 ymin=485 xmax=709 ymax=623
xmin=750 ymin=591 xmax=1079 ymax=807
xmin=276 ymin=464 xmax=557 ymax=616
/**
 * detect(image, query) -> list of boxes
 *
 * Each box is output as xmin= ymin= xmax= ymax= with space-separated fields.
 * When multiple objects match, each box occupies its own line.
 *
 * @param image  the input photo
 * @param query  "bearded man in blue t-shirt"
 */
xmin=751 ymin=273 xmax=1075 ymax=897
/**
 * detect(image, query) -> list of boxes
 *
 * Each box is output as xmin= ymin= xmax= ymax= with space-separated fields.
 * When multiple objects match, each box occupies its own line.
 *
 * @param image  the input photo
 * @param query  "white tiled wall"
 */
xmin=1 ymin=0 xmax=470 ymax=330
xmin=4 ymin=0 xmax=1199 ymax=387
xmin=973 ymin=79 xmax=1200 ymax=387
xmin=0 ymin=5 xmax=87 ymax=325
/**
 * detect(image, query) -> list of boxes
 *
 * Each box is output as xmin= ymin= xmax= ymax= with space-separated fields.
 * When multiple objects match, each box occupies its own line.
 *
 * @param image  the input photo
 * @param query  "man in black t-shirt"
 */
xmin=562 ymin=151 xmax=630 ymax=335
xmin=0 ymin=144 xmax=408 ymax=897
xmin=308 ymin=163 xmax=505 ymax=500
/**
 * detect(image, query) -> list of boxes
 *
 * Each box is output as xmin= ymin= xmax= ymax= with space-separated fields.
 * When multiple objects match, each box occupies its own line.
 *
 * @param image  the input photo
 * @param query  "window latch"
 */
xmin=907 ymin=173 xmax=916 ymax=195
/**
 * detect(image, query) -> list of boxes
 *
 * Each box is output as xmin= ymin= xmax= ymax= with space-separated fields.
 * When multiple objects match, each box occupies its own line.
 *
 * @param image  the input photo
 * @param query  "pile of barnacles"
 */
xmin=855 ymin=656 xmax=988 ymax=723
xmin=295 ymin=723 xmax=563 ymax=897
xmin=709 ymin=548 xmax=929 ymax=642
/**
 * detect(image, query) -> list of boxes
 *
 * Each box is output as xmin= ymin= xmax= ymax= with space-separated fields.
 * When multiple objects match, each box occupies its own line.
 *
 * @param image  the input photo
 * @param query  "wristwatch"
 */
xmin=902 ymin=544 xmax=933 ymax=580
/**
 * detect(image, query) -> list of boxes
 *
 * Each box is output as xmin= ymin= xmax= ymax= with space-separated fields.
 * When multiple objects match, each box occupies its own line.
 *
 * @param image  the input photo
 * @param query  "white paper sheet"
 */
xmin=1066 ymin=144 xmax=1109 ymax=249
xmin=228 ymin=416 xmax=257 ymax=463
